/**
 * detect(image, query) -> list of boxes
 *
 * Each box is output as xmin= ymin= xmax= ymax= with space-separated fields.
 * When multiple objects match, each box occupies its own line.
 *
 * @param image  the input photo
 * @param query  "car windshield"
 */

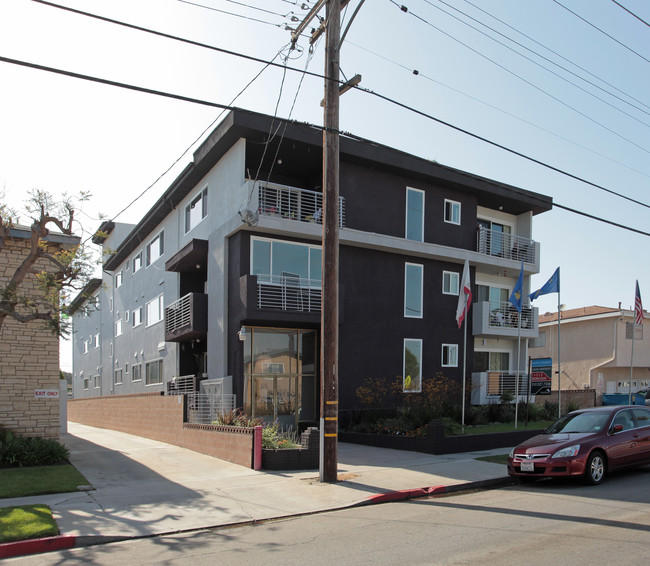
xmin=545 ymin=411 xmax=610 ymax=434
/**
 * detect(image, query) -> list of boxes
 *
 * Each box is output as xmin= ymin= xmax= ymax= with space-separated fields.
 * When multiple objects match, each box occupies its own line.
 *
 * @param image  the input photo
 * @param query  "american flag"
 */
xmin=635 ymin=280 xmax=643 ymax=325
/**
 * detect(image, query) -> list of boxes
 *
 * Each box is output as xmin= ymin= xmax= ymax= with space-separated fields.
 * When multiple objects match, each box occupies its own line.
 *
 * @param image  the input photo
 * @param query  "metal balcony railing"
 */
xmin=258 ymin=183 xmax=345 ymax=228
xmin=486 ymin=301 xmax=535 ymax=331
xmin=165 ymin=294 xmax=191 ymax=334
xmin=186 ymin=393 xmax=237 ymax=424
xmin=477 ymin=226 xmax=536 ymax=263
xmin=164 ymin=292 xmax=207 ymax=341
xmin=256 ymin=274 xmax=321 ymax=313
xmin=484 ymin=372 xmax=531 ymax=399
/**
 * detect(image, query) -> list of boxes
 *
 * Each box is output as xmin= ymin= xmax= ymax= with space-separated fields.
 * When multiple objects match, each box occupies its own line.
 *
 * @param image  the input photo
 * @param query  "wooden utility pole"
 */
xmin=320 ymin=0 xmax=341 ymax=483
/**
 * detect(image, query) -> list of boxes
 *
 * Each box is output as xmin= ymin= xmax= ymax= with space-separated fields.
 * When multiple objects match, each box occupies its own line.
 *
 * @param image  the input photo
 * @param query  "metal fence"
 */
xmin=258 ymin=183 xmax=345 ymax=227
xmin=186 ymin=393 xmax=237 ymax=424
xmin=476 ymin=226 xmax=536 ymax=264
xmin=256 ymin=274 xmax=322 ymax=312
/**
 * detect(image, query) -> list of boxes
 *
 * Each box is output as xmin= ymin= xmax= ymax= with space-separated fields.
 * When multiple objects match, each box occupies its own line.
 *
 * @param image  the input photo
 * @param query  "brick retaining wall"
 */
xmin=68 ymin=393 xmax=255 ymax=468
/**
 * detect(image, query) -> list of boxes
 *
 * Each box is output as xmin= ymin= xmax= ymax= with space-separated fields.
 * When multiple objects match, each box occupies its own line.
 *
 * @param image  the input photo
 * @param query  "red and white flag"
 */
xmin=635 ymin=280 xmax=644 ymax=325
xmin=456 ymin=259 xmax=472 ymax=328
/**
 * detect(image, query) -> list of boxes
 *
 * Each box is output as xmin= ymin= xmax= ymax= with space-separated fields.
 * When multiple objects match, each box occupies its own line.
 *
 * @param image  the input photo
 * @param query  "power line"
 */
xmin=428 ymin=0 xmax=650 ymax=122
xmin=12 ymin=4 xmax=650 ymax=219
xmin=552 ymin=0 xmax=650 ymax=65
xmin=391 ymin=1 xmax=650 ymax=156
xmin=611 ymin=0 xmax=650 ymax=28
xmin=176 ymin=0 xmax=287 ymax=28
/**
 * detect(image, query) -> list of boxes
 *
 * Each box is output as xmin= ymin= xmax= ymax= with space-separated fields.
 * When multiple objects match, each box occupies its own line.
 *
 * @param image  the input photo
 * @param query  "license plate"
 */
xmin=520 ymin=460 xmax=534 ymax=472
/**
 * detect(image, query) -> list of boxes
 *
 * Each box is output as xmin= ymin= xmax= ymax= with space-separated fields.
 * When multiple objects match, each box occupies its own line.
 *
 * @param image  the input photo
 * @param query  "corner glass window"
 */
xmin=251 ymin=237 xmax=322 ymax=284
xmin=406 ymin=187 xmax=424 ymax=242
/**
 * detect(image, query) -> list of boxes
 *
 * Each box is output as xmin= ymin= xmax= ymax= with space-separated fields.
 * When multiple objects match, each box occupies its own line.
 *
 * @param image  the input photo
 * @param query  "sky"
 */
xmin=1 ymin=0 xmax=649 ymax=371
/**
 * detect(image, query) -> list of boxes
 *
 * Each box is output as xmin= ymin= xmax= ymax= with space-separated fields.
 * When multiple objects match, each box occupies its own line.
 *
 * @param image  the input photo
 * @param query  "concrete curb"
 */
xmin=0 ymin=477 xmax=515 ymax=558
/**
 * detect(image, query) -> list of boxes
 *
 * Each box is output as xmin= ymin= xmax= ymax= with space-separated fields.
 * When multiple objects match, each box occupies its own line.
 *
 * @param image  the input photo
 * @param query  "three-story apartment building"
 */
xmin=71 ymin=109 xmax=552 ymax=428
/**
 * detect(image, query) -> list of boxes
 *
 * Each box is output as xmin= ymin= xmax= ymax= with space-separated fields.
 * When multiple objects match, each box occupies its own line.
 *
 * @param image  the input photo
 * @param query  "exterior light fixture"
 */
xmin=238 ymin=326 xmax=247 ymax=341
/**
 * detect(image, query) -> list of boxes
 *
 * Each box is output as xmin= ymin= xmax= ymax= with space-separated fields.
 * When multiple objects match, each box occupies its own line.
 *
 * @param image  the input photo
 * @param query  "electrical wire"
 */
xmin=552 ymin=0 xmax=650 ymax=65
xmin=390 ymin=1 xmax=650 ymax=156
xmin=611 ymin=0 xmax=650 ymax=28
xmin=13 ymin=2 xmax=650 ymax=226
xmin=177 ymin=0 xmax=287 ymax=28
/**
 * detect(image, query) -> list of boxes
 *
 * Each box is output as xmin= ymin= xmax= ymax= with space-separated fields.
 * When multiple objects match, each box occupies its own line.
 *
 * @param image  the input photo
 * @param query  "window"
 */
xmin=133 ymin=252 xmax=143 ymax=272
xmin=444 ymin=199 xmax=461 ymax=225
xmin=146 ymin=295 xmax=164 ymax=326
xmin=132 ymin=364 xmax=142 ymax=382
xmin=125 ymin=363 xmax=129 ymax=374
xmin=83 ymin=340 xmax=89 ymax=354
xmin=114 ymin=369 xmax=123 ymax=385
xmin=251 ymin=237 xmax=322 ymax=282
xmin=185 ymin=187 xmax=208 ymax=233
xmin=406 ymin=187 xmax=424 ymax=242
xmin=403 ymin=339 xmax=422 ymax=393
xmin=83 ymin=377 xmax=89 ymax=390
xmin=94 ymin=333 xmax=100 ymax=348
xmin=146 ymin=359 xmax=163 ymax=385
xmin=133 ymin=306 xmax=143 ymax=327
xmin=442 ymin=344 xmax=458 ymax=367
xmin=125 ymin=310 xmax=130 ymax=323
xmin=115 ymin=270 xmax=123 ymax=288
xmin=443 ymin=271 xmax=459 ymax=295
xmin=115 ymin=319 xmax=123 ymax=337
xmin=404 ymin=263 xmax=423 ymax=318
xmin=110 ymin=297 xmax=113 ymax=312
xmin=146 ymin=231 xmax=164 ymax=266
xmin=94 ymin=374 xmax=100 ymax=388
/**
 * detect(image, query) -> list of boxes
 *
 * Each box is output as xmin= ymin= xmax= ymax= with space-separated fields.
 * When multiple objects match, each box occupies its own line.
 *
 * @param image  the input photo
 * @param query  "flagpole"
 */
xmin=629 ymin=317 xmax=635 ymax=405
xmin=462 ymin=316 xmax=467 ymax=433
xmin=515 ymin=310 xmax=521 ymax=428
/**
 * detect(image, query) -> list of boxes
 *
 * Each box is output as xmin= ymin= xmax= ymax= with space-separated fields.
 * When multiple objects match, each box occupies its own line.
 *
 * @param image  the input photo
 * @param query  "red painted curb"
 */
xmin=0 ymin=535 xmax=76 ymax=559
xmin=367 ymin=485 xmax=447 ymax=504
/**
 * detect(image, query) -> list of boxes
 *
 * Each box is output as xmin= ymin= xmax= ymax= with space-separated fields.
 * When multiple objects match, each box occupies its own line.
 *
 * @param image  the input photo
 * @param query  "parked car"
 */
xmin=508 ymin=406 xmax=650 ymax=485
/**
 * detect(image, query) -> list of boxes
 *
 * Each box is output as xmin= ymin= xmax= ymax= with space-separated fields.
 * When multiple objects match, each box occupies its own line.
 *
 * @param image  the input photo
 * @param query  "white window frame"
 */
xmin=444 ymin=199 xmax=461 ymax=225
xmin=125 ymin=310 xmax=130 ymax=323
xmin=146 ymin=359 xmax=163 ymax=386
xmin=94 ymin=374 xmax=101 ymax=389
xmin=132 ymin=363 xmax=142 ymax=382
xmin=94 ymin=333 xmax=100 ymax=348
xmin=405 ymin=187 xmax=425 ymax=242
xmin=146 ymin=231 xmax=164 ymax=266
xmin=403 ymin=338 xmax=423 ymax=393
xmin=114 ymin=368 xmax=123 ymax=385
xmin=115 ymin=270 xmax=123 ymax=288
xmin=442 ymin=271 xmax=460 ymax=295
xmin=185 ymin=186 xmax=208 ymax=234
xmin=83 ymin=339 xmax=89 ymax=354
xmin=442 ymin=344 xmax=459 ymax=367
xmin=404 ymin=263 xmax=423 ymax=319
xmin=133 ymin=306 xmax=143 ymax=327
xmin=115 ymin=318 xmax=123 ymax=337
xmin=133 ymin=251 xmax=143 ymax=273
xmin=146 ymin=295 xmax=164 ymax=327
xmin=83 ymin=376 xmax=89 ymax=390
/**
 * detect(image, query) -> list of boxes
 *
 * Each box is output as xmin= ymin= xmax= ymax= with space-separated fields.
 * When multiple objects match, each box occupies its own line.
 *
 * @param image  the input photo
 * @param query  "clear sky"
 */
xmin=1 ymin=0 xmax=648 ymax=371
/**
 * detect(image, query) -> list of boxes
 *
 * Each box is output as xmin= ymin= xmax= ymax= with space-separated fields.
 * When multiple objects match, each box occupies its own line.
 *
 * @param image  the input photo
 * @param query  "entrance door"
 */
xmin=244 ymin=327 xmax=318 ymax=429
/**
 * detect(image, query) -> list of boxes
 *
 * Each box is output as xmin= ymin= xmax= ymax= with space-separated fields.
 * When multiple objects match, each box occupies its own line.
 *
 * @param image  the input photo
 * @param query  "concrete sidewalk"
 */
xmin=0 ymin=422 xmax=514 ymax=557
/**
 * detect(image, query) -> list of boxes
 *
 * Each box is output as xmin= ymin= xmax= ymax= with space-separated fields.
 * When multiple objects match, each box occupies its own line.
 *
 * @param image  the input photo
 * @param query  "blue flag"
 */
xmin=529 ymin=267 xmax=560 ymax=301
xmin=509 ymin=261 xmax=524 ymax=313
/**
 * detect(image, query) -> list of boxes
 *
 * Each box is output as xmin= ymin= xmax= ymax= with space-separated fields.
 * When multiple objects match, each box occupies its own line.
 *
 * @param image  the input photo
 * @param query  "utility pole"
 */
xmin=320 ymin=0 xmax=341 ymax=483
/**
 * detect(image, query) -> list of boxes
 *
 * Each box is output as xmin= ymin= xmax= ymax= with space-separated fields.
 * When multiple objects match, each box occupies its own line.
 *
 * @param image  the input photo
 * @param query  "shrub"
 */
xmin=0 ymin=428 xmax=69 ymax=468
xmin=262 ymin=423 xmax=300 ymax=449
xmin=212 ymin=409 xmax=263 ymax=428
xmin=565 ymin=400 xmax=581 ymax=414
xmin=542 ymin=401 xmax=559 ymax=420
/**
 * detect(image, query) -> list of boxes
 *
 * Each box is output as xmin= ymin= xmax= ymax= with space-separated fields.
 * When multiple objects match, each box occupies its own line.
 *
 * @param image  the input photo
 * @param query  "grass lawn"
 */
xmin=0 ymin=465 xmax=89 ymax=499
xmin=476 ymin=453 xmax=510 ymax=465
xmin=460 ymin=420 xmax=553 ymax=435
xmin=0 ymin=504 xmax=59 ymax=543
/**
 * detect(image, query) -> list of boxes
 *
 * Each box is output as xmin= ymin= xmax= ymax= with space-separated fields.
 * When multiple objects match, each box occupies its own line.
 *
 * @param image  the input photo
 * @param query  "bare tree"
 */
xmin=0 ymin=189 xmax=96 ymax=336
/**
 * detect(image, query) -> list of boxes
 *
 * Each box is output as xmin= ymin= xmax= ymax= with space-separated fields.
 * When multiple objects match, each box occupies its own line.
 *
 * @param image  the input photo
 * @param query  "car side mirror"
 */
xmin=611 ymin=424 xmax=624 ymax=434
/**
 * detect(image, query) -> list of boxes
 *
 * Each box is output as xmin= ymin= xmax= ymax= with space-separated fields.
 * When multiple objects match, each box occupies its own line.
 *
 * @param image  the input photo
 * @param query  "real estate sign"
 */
xmin=530 ymin=357 xmax=552 ymax=395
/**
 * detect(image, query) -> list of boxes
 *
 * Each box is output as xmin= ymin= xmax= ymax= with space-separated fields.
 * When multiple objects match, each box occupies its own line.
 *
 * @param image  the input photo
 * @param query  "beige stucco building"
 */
xmin=530 ymin=306 xmax=650 ymax=396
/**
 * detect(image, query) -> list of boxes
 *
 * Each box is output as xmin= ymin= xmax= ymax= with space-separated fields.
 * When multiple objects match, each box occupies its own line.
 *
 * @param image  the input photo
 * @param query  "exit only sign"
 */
xmin=34 ymin=389 xmax=60 ymax=399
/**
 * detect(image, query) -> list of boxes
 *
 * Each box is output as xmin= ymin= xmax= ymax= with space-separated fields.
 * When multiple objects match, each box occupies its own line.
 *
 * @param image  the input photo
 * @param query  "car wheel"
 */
xmin=584 ymin=451 xmax=606 ymax=485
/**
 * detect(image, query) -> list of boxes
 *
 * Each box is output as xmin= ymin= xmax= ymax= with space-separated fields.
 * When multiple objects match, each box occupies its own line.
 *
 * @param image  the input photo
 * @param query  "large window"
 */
xmin=146 ymin=359 xmax=163 ymax=385
xmin=404 ymin=263 xmax=423 ymax=318
xmin=146 ymin=295 xmax=164 ymax=326
xmin=406 ymin=187 xmax=424 ymax=242
xmin=146 ymin=231 xmax=164 ymax=266
xmin=132 ymin=364 xmax=142 ymax=382
xmin=403 ymin=339 xmax=422 ymax=393
xmin=444 ymin=199 xmax=461 ymax=225
xmin=251 ymin=237 xmax=322 ymax=282
xmin=133 ymin=306 xmax=143 ymax=327
xmin=442 ymin=344 xmax=458 ymax=367
xmin=185 ymin=186 xmax=208 ymax=233
xmin=443 ymin=271 xmax=459 ymax=295
xmin=114 ymin=369 xmax=123 ymax=385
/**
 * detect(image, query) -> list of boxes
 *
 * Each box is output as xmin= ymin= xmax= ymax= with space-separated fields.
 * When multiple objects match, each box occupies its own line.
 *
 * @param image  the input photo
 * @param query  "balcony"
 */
xmin=477 ymin=226 xmax=538 ymax=264
xmin=256 ymin=274 xmax=321 ymax=313
xmin=165 ymin=292 xmax=208 ymax=342
xmin=471 ymin=372 xmax=531 ymax=405
xmin=472 ymin=300 xmax=538 ymax=339
xmin=258 ymin=183 xmax=345 ymax=228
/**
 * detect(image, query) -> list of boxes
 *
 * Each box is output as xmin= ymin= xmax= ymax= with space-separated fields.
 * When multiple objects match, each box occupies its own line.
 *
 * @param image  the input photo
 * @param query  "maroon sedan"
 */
xmin=508 ymin=406 xmax=650 ymax=485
